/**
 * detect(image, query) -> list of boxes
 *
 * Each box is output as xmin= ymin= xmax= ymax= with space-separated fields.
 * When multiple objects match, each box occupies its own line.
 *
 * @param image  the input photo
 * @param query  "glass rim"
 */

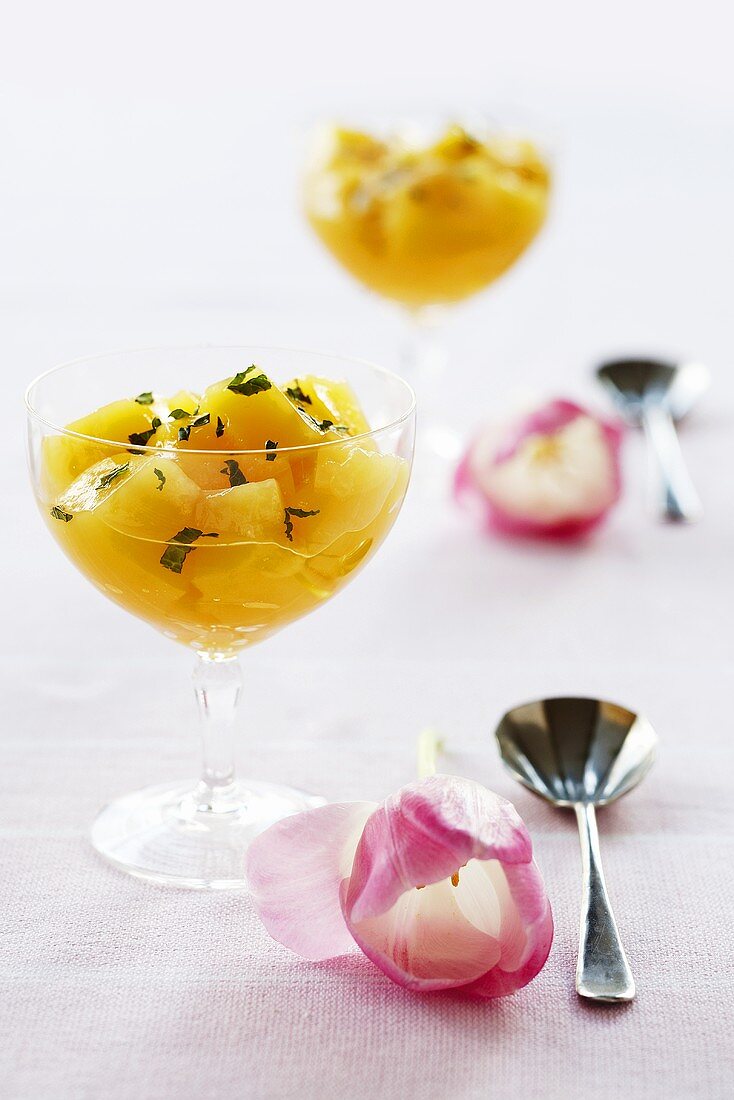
xmin=24 ymin=342 xmax=417 ymax=456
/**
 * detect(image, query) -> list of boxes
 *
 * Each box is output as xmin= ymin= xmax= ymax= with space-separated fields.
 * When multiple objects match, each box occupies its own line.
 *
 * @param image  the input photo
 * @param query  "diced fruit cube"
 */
xmin=93 ymin=456 xmax=202 ymax=540
xmin=42 ymin=399 xmax=162 ymax=497
xmin=178 ymin=367 xmax=344 ymax=452
xmin=58 ymin=453 xmax=140 ymax=514
xmin=158 ymin=390 xmax=202 ymax=442
xmin=283 ymin=445 xmax=403 ymax=552
xmin=195 ymin=479 xmax=284 ymax=542
xmin=281 ymin=375 xmax=371 ymax=436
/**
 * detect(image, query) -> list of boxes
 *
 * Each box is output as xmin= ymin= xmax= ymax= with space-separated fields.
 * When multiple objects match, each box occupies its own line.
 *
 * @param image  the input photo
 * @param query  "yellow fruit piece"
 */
xmin=58 ymin=452 xmax=139 ymax=514
xmin=329 ymin=128 xmax=389 ymax=166
xmin=195 ymin=479 xmax=284 ymax=543
xmin=284 ymin=445 xmax=404 ymax=553
xmin=157 ymin=390 xmax=202 ymax=443
xmin=282 ymin=375 xmax=371 ymax=436
xmin=42 ymin=399 xmax=163 ymax=498
xmin=180 ymin=367 xmax=342 ymax=452
xmin=94 ymin=456 xmax=202 ymax=541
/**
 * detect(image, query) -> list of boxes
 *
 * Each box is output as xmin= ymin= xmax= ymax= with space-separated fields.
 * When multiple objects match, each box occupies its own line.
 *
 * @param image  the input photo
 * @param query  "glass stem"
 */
xmin=192 ymin=653 xmax=243 ymax=813
xmin=400 ymin=307 xmax=461 ymax=465
xmin=400 ymin=306 xmax=448 ymax=392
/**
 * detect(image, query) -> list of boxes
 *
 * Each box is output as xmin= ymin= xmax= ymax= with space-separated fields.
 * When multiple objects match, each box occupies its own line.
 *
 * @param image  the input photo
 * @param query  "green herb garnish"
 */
xmin=177 ymin=413 xmax=210 ymax=442
xmin=50 ymin=506 xmax=73 ymax=522
xmin=128 ymin=417 xmax=162 ymax=449
xmin=285 ymin=383 xmax=312 ymax=405
xmin=154 ymin=468 xmax=166 ymax=491
xmin=265 ymin=439 xmax=278 ymax=461
xmin=168 ymin=408 xmax=192 ymax=420
xmin=221 ymin=459 xmax=248 ymax=487
xmin=159 ymin=527 xmax=219 ymax=573
xmin=283 ymin=507 xmax=320 ymax=542
xmin=295 ymin=407 xmax=348 ymax=435
xmin=227 ymin=364 xmax=272 ymax=397
xmin=216 ymin=416 xmax=225 ymax=438
xmin=134 ymin=392 xmax=154 ymax=405
xmin=95 ymin=462 xmax=130 ymax=491
xmin=319 ymin=419 xmax=350 ymax=434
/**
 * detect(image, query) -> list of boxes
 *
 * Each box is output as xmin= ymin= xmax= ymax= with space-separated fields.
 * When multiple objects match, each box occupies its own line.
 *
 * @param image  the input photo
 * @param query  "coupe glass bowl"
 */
xmin=26 ymin=346 xmax=415 ymax=889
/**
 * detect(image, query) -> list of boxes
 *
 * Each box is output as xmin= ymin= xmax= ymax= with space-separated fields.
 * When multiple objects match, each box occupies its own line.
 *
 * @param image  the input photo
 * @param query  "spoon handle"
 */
xmin=574 ymin=802 xmax=635 ymax=1002
xmin=641 ymin=403 xmax=702 ymax=523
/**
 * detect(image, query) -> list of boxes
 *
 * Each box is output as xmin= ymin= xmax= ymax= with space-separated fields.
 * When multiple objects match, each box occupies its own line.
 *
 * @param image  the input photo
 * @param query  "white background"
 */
xmin=2 ymin=3 xmax=734 ymax=1098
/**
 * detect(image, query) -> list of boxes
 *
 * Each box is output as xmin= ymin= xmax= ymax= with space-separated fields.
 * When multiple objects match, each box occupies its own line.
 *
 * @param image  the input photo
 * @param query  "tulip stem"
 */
xmin=417 ymin=728 xmax=444 ymax=778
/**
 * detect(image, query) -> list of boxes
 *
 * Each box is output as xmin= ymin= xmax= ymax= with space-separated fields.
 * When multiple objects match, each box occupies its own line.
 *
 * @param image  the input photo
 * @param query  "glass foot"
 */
xmin=90 ymin=779 xmax=326 ymax=889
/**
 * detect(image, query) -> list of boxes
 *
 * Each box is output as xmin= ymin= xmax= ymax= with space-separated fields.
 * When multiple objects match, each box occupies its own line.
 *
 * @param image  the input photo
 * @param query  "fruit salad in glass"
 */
xmin=304 ymin=122 xmax=550 ymax=309
xmin=27 ymin=347 xmax=415 ymax=888
xmin=303 ymin=115 xmax=551 ymax=472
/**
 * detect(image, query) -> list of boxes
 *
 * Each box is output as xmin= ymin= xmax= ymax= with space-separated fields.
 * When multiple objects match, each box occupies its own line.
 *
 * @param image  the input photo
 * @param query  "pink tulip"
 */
xmin=246 ymin=774 xmax=553 ymax=997
xmin=455 ymin=399 xmax=623 ymax=539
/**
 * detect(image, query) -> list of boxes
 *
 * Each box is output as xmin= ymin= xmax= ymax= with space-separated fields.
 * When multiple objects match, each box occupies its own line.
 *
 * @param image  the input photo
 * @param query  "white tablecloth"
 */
xmin=3 ymin=7 xmax=734 ymax=1091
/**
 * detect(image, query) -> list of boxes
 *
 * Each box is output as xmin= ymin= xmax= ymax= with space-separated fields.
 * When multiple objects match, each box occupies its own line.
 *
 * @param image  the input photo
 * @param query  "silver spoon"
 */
xmin=495 ymin=696 xmax=657 ymax=1003
xmin=595 ymin=357 xmax=710 ymax=523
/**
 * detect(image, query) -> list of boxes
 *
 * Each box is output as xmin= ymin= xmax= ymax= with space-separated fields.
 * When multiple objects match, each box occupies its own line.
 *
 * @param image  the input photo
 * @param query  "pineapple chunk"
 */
xmin=42 ymin=399 xmax=162 ymax=498
xmin=281 ymin=375 xmax=371 ymax=437
xmin=93 ymin=456 xmax=202 ymax=540
xmin=283 ymin=445 xmax=403 ymax=552
xmin=57 ymin=452 xmax=140 ymax=514
xmin=157 ymin=390 xmax=202 ymax=443
xmin=195 ymin=479 xmax=284 ymax=543
xmin=177 ymin=367 xmax=344 ymax=452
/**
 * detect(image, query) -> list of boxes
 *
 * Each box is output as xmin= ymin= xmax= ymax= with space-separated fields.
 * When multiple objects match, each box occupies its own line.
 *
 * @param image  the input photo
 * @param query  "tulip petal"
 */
xmin=246 ymin=801 xmax=377 ymax=960
xmin=344 ymin=877 xmax=504 ymax=993
xmin=345 ymin=775 xmax=532 ymax=923
xmin=462 ymin=861 xmax=554 ymax=998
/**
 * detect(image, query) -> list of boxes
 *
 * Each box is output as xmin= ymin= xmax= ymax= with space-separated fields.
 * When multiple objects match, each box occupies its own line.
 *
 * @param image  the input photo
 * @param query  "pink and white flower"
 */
xmin=455 ymin=399 xmax=623 ymax=539
xmin=246 ymin=774 xmax=553 ymax=998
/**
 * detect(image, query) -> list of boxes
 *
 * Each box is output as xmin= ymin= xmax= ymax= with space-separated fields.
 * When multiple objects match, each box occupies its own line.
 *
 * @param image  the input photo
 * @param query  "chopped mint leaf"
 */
xmin=128 ymin=417 xmax=162 ymax=449
xmin=170 ymin=527 xmax=218 ymax=544
xmin=95 ymin=462 xmax=130 ymax=491
xmin=169 ymin=408 xmax=192 ymax=420
xmin=216 ymin=416 xmax=225 ymax=438
xmin=265 ymin=439 xmax=278 ymax=461
xmin=294 ymin=407 xmax=348 ymax=435
xmin=221 ymin=459 xmax=248 ymax=487
xmin=285 ymin=383 xmax=312 ymax=405
xmin=50 ymin=506 xmax=73 ymax=522
xmin=154 ymin=468 xmax=166 ymax=491
xmin=159 ymin=527 xmax=219 ymax=573
xmin=177 ymin=412 xmax=210 ymax=442
xmin=134 ymin=392 xmax=154 ymax=405
xmin=159 ymin=545 xmax=194 ymax=573
xmin=227 ymin=365 xmax=272 ymax=397
xmin=283 ymin=506 xmax=320 ymax=542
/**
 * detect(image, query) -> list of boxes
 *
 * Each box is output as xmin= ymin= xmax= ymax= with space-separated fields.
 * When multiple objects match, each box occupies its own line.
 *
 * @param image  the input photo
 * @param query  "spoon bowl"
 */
xmin=595 ymin=356 xmax=709 ymax=523
xmin=496 ymin=696 xmax=657 ymax=808
xmin=496 ymin=696 xmax=658 ymax=1002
